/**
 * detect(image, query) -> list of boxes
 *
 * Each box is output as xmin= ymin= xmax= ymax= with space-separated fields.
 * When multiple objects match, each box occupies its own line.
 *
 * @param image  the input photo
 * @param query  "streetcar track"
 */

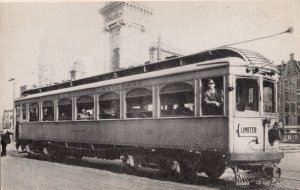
xmin=281 ymin=177 xmax=300 ymax=182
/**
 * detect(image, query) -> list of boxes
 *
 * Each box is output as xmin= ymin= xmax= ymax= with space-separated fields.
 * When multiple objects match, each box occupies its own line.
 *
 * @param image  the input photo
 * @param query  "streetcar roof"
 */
xmin=16 ymin=58 xmax=236 ymax=101
xmin=18 ymin=47 xmax=277 ymax=100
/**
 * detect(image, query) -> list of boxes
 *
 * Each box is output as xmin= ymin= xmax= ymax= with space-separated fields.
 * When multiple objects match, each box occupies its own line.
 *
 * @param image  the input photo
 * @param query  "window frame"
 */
xmin=285 ymin=91 xmax=289 ymax=101
xmin=234 ymin=76 xmax=260 ymax=117
xmin=285 ymin=115 xmax=289 ymax=126
xmin=285 ymin=103 xmax=289 ymax=113
xmin=159 ymin=81 xmax=195 ymax=118
xmin=58 ymin=98 xmax=72 ymax=121
xmin=42 ymin=100 xmax=54 ymax=122
xmin=200 ymin=77 xmax=225 ymax=117
xmin=126 ymin=87 xmax=153 ymax=119
xmin=29 ymin=103 xmax=39 ymax=122
xmin=98 ymin=92 xmax=120 ymax=120
xmin=291 ymin=103 xmax=296 ymax=113
xmin=76 ymin=95 xmax=95 ymax=121
xmin=21 ymin=104 xmax=27 ymax=122
xmin=262 ymin=79 xmax=276 ymax=116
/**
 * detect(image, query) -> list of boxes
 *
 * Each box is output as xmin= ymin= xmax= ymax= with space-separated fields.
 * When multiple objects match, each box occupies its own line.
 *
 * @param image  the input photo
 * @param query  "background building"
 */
xmin=1 ymin=110 xmax=13 ymax=131
xmin=278 ymin=53 xmax=300 ymax=143
xmin=100 ymin=2 xmax=180 ymax=71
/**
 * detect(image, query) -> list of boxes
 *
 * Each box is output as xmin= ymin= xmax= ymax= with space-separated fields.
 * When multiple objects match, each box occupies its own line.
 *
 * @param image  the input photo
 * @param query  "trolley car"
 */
xmin=15 ymin=47 xmax=284 ymax=185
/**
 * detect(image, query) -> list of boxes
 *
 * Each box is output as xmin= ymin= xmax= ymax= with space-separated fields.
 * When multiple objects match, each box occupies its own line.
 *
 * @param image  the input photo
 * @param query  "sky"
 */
xmin=0 ymin=1 xmax=299 ymax=120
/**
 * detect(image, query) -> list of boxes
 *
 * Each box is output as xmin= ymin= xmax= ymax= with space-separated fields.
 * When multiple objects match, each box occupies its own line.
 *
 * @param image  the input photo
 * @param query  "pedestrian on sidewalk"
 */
xmin=1 ymin=129 xmax=13 ymax=157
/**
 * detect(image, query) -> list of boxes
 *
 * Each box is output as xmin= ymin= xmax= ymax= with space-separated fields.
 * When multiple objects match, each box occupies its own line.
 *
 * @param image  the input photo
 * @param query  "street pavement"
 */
xmin=1 ymin=143 xmax=300 ymax=190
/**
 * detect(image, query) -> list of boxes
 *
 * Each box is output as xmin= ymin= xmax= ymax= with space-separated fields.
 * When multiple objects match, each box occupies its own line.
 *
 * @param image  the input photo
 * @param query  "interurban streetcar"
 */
xmin=15 ymin=47 xmax=284 ymax=185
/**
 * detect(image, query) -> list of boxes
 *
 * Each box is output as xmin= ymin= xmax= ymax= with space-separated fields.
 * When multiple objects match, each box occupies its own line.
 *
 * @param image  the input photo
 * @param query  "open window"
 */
xmin=263 ymin=80 xmax=275 ymax=113
xmin=160 ymin=82 xmax=194 ymax=117
xmin=22 ymin=104 xmax=26 ymax=121
xmin=236 ymin=78 xmax=259 ymax=112
xmin=202 ymin=77 xmax=224 ymax=115
xmin=58 ymin=98 xmax=72 ymax=121
xmin=77 ymin=95 xmax=94 ymax=120
xmin=42 ymin=101 xmax=54 ymax=121
xmin=29 ymin=103 xmax=39 ymax=121
xmin=126 ymin=88 xmax=152 ymax=118
xmin=99 ymin=92 xmax=120 ymax=119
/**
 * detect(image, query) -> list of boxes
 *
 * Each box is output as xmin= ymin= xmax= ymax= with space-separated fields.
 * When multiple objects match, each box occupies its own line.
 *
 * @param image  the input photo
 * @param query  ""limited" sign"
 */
xmin=237 ymin=124 xmax=257 ymax=137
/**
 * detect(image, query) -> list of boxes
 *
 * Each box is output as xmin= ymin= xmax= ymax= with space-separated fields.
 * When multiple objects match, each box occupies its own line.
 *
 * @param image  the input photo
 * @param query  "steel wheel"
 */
xmin=24 ymin=144 xmax=33 ymax=157
xmin=204 ymin=162 xmax=226 ymax=179
xmin=75 ymin=154 xmax=83 ymax=161
xmin=46 ymin=146 xmax=65 ymax=162
xmin=169 ymin=160 xmax=198 ymax=183
xmin=121 ymin=155 xmax=138 ymax=173
xmin=42 ymin=146 xmax=51 ymax=160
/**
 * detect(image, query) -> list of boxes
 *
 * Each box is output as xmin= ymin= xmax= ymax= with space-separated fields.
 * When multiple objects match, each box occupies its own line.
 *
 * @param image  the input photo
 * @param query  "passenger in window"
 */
xmin=176 ymin=104 xmax=193 ymax=116
xmin=78 ymin=109 xmax=91 ymax=120
xmin=60 ymin=113 xmax=67 ymax=120
xmin=30 ymin=109 xmax=38 ymax=121
xmin=203 ymin=79 xmax=224 ymax=115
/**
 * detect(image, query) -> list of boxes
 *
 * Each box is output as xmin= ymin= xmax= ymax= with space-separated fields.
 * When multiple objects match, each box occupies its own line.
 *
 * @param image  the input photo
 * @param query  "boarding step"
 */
xmin=235 ymin=171 xmax=271 ymax=186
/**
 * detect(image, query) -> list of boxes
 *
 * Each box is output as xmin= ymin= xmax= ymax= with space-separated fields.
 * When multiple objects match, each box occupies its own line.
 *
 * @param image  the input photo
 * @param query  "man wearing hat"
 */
xmin=1 ymin=129 xmax=13 ymax=157
xmin=203 ymin=79 xmax=224 ymax=115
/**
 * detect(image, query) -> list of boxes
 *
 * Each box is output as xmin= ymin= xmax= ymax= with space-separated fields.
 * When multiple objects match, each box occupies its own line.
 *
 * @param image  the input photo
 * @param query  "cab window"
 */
xmin=263 ymin=80 xmax=275 ymax=113
xmin=236 ymin=78 xmax=259 ymax=112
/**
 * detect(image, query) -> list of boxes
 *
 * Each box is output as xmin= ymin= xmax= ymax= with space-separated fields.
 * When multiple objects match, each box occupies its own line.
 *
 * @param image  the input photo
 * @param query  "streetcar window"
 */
xmin=99 ymin=92 xmax=120 ymax=119
xmin=22 ymin=104 xmax=26 ymax=121
xmin=160 ymin=82 xmax=194 ymax=117
xmin=29 ymin=103 xmax=39 ymax=121
xmin=77 ymin=95 xmax=94 ymax=120
xmin=126 ymin=88 xmax=152 ymax=118
xmin=58 ymin=98 xmax=72 ymax=121
xmin=202 ymin=77 xmax=224 ymax=115
xmin=263 ymin=80 xmax=275 ymax=113
xmin=42 ymin=101 xmax=54 ymax=121
xmin=236 ymin=78 xmax=259 ymax=112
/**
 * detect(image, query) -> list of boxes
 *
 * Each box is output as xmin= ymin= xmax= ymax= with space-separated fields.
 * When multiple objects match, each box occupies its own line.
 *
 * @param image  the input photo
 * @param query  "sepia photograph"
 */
xmin=0 ymin=1 xmax=300 ymax=189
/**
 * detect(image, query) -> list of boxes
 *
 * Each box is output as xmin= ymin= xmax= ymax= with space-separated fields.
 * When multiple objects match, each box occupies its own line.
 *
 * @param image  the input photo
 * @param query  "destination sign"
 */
xmin=237 ymin=124 xmax=257 ymax=137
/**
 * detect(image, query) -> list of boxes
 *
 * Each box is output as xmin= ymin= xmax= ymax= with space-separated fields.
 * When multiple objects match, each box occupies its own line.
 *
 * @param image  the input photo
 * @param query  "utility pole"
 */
xmin=157 ymin=34 xmax=161 ymax=61
xmin=8 ymin=78 xmax=15 ymax=136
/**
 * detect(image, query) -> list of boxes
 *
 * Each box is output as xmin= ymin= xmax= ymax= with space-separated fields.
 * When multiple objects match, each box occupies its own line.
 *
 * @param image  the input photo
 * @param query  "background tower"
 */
xmin=100 ymin=2 xmax=153 ymax=71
